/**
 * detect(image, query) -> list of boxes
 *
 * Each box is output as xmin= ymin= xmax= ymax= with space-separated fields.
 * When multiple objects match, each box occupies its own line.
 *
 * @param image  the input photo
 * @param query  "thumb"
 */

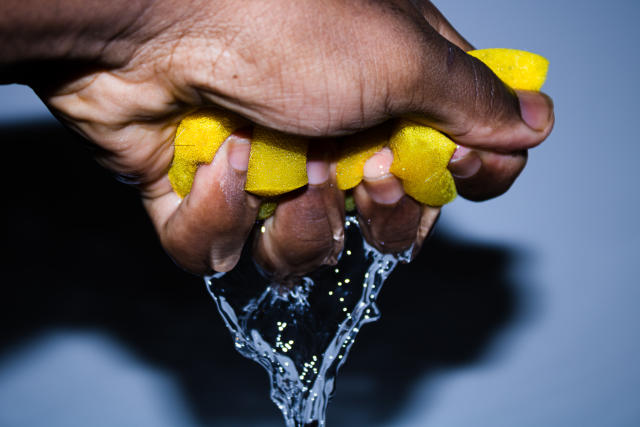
xmin=386 ymin=34 xmax=553 ymax=151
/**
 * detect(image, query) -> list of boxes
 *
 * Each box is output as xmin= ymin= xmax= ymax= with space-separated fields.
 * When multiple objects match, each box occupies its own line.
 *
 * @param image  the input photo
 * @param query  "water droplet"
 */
xmin=204 ymin=215 xmax=405 ymax=426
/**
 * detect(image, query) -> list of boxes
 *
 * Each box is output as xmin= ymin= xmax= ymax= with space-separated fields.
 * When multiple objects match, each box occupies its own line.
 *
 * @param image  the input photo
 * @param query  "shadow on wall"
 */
xmin=0 ymin=122 xmax=521 ymax=426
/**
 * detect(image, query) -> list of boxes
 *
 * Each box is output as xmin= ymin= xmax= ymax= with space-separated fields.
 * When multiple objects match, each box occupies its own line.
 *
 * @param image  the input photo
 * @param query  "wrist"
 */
xmin=0 ymin=0 xmax=155 ymax=84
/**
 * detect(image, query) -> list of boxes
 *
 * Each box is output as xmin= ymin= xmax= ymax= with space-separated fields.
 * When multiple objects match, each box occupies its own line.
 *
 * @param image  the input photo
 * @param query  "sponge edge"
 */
xmin=245 ymin=126 xmax=309 ymax=197
xmin=168 ymin=109 xmax=244 ymax=197
xmin=389 ymin=120 xmax=458 ymax=206
xmin=467 ymin=48 xmax=549 ymax=91
xmin=336 ymin=127 xmax=389 ymax=190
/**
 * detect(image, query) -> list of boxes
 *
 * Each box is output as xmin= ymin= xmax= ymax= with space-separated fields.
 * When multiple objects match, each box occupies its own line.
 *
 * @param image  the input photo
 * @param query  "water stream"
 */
xmin=205 ymin=216 xmax=409 ymax=426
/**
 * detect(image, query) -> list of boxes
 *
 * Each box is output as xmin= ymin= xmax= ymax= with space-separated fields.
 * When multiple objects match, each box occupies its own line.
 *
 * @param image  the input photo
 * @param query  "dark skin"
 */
xmin=0 ymin=0 xmax=554 ymax=277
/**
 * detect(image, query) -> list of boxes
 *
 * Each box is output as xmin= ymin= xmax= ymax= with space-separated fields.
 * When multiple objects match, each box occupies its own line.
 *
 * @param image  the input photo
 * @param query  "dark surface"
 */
xmin=0 ymin=121 xmax=519 ymax=426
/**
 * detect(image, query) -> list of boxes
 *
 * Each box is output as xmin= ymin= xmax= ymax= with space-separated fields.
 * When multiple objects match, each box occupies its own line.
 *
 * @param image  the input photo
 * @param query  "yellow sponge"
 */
xmin=389 ymin=121 xmax=458 ymax=205
xmin=468 ymin=48 xmax=549 ymax=91
xmin=168 ymin=110 xmax=308 ymax=198
xmin=167 ymin=49 xmax=548 ymax=210
xmin=245 ymin=126 xmax=308 ymax=197
xmin=385 ymin=48 xmax=548 ymax=206
xmin=168 ymin=109 xmax=243 ymax=197
xmin=336 ymin=127 xmax=388 ymax=190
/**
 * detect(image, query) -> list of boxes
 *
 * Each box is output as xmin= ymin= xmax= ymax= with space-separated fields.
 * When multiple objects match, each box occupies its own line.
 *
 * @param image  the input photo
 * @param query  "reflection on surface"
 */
xmin=0 ymin=122 xmax=518 ymax=426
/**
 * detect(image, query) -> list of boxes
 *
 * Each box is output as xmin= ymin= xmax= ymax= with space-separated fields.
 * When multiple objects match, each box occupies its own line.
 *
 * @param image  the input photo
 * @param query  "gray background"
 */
xmin=0 ymin=0 xmax=638 ymax=426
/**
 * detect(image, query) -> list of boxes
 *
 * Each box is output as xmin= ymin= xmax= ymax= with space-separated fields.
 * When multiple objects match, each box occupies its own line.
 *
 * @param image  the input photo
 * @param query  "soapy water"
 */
xmin=205 ymin=216 xmax=410 ymax=426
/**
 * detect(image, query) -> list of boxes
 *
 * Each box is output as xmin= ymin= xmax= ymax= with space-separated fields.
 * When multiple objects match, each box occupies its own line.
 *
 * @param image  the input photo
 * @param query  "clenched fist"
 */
xmin=0 ymin=0 xmax=554 ymax=277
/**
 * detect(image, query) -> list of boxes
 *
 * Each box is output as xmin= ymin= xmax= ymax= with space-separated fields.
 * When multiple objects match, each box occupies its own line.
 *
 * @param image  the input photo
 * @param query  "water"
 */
xmin=205 ymin=216 xmax=410 ymax=426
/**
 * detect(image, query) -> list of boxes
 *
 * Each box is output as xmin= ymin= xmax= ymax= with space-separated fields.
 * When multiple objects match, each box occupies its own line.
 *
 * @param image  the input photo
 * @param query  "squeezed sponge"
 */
xmin=168 ymin=109 xmax=243 ymax=198
xmin=168 ymin=110 xmax=308 ymax=199
xmin=336 ymin=127 xmax=389 ymax=190
xmin=167 ymin=49 xmax=549 ymax=209
xmin=389 ymin=121 xmax=458 ymax=206
xmin=335 ymin=49 xmax=549 ymax=205
xmin=468 ymin=48 xmax=549 ymax=91
xmin=245 ymin=126 xmax=308 ymax=197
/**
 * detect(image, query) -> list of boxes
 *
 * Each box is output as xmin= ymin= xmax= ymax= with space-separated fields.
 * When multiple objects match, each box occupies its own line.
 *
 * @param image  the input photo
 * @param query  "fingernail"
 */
xmin=450 ymin=145 xmax=471 ymax=162
xmin=363 ymin=148 xmax=393 ymax=180
xmin=448 ymin=146 xmax=481 ymax=178
xmin=518 ymin=90 xmax=553 ymax=131
xmin=363 ymin=176 xmax=404 ymax=205
xmin=363 ymin=148 xmax=403 ymax=204
xmin=228 ymin=137 xmax=250 ymax=171
xmin=307 ymin=159 xmax=329 ymax=185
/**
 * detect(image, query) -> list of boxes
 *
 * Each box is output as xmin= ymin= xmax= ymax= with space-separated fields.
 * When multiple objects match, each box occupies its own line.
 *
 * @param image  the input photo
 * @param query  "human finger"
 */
xmin=445 ymin=90 xmax=553 ymax=200
xmin=144 ymin=131 xmax=261 ymax=274
xmin=375 ymin=8 xmax=554 ymax=153
xmin=448 ymin=144 xmax=528 ymax=201
xmin=400 ymin=2 xmax=555 ymax=200
xmin=353 ymin=147 xmax=439 ymax=256
xmin=252 ymin=147 xmax=345 ymax=282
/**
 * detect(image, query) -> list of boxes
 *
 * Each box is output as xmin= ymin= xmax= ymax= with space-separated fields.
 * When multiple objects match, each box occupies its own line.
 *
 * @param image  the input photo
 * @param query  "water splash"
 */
xmin=205 ymin=217 xmax=410 ymax=426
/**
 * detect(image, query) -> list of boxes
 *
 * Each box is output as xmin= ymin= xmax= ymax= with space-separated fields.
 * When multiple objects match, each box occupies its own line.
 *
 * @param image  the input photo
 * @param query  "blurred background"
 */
xmin=1 ymin=0 xmax=638 ymax=426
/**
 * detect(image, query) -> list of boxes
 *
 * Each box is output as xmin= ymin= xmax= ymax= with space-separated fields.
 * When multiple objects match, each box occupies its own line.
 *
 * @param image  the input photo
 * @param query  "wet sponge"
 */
xmin=168 ymin=109 xmax=243 ymax=197
xmin=168 ymin=110 xmax=308 ymax=198
xmin=336 ymin=127 xmax=388 ymax=190
xmin=335 ymin=49 xmax=549 ymax=205
xmin=388 ymin=48 xmax=548 ymax=205
xmin=389 ymin=122 xmax=458 ymax=206
xmin=168 ymin=49 xmax=548 ymax=207
xmin=245 ymin=127 xmax=308 ymax=197
xmin=468 ymin=48 xmax=549 ymax=91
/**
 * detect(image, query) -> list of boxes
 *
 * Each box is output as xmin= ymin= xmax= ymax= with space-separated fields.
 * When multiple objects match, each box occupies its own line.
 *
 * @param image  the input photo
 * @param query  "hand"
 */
xmin=4 ymin=0 xmax=554 ymax=277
